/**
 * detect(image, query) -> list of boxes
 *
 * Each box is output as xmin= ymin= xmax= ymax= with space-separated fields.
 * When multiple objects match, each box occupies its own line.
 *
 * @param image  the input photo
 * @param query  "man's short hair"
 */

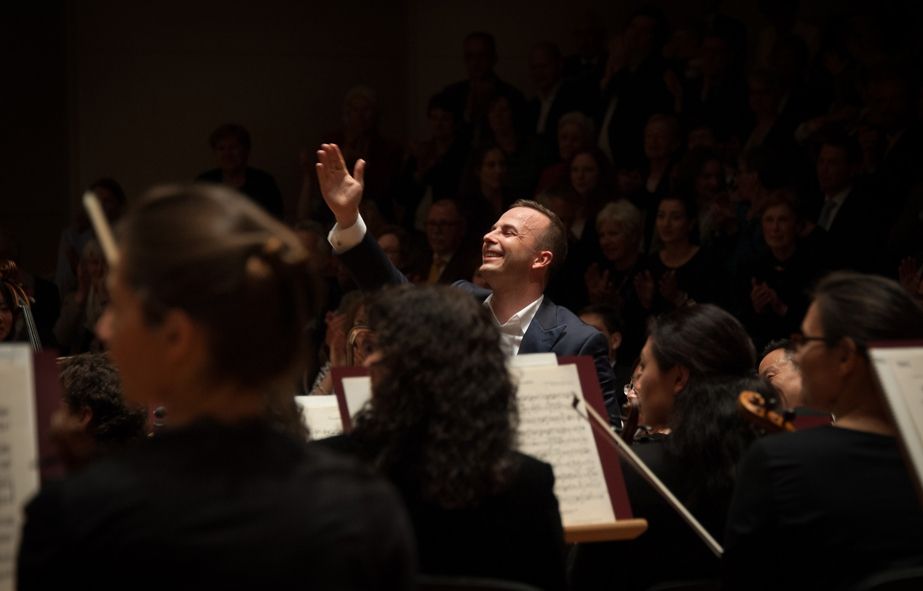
xmin=508 ymin=199 xmax=568 ymax=276
xmin=59 ymin=353 xmax=148 ymax=447
xmin=209 ymin=123 xmax=251 ymax=151
xmin=761 ymin=338 xmax=793 ymax=361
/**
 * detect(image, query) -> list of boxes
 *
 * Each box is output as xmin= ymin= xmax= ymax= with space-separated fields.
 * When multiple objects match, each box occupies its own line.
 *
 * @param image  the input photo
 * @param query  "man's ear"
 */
xmin=532 ymin=250 xmax=553 ymax=271
xmin=610 ymin=331 xmax=623 ymax=354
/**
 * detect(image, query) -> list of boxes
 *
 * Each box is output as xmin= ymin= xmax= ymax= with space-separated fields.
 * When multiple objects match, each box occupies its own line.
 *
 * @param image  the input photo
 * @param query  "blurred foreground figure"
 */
xmin=18 ymin=184 xmax=414 ymax=591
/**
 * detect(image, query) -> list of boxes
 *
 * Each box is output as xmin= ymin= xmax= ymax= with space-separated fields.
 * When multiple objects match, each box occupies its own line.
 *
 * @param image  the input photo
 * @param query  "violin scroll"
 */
xmin=738 ymin=390 xmax=796 ymax=433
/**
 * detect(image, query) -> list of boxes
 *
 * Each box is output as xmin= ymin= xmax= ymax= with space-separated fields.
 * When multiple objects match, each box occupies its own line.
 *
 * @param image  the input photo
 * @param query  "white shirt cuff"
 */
xmin=327 ymin=214 xmax=367 ymax=254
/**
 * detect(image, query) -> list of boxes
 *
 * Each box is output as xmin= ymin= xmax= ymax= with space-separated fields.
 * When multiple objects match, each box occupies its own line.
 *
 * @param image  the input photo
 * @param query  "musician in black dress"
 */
xmin=17 ymin=184 xmax=415 ymax=590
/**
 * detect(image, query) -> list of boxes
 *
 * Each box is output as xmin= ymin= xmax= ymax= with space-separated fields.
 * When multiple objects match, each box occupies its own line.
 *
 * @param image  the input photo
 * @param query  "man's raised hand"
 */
xmin=316 ymin=143 xmax=366 ymax=228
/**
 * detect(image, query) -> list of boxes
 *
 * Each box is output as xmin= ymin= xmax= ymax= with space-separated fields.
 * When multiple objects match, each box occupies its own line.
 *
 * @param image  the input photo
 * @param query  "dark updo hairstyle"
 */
xmin=648 ymin=304 xmax=758 ymax=511
xmin=116 ymin=184 xmax=311 ymax=389
xmin=649 ymin=303 xmax=755 ymax=381
xmin=812 ymin=271 xmax=923 ymax=351
xmin=351 ymin=285 xmax=517 ymax=509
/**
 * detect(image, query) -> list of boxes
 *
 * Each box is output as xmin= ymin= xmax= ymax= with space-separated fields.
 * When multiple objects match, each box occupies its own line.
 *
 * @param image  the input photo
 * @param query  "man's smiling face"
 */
xmin=480 ymin=207 xmax=550 ymax=281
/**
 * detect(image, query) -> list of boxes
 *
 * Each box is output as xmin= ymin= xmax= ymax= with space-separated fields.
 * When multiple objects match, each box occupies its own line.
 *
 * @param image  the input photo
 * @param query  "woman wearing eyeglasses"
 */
xmin=724 ymin=272 xmax=923 ymax=590
xmin=17 ymin=185 xmax=415 ymax=590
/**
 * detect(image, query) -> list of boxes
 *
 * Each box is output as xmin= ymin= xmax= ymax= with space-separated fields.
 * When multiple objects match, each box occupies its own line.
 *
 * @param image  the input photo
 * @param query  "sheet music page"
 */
xmin=513 ymin=363 xmax=616 ymax=526
xmin=509 ymin=353 xmax=558 ymax=368
xmin=871 ymin=346 xmax=923 ymax=499
xmin=295 ymin=396 xmax=343 ymax=440
xmin=0 ymin=345 xmax=39 ymax=591
xmin=341 ymin=377 xmax=372 ymax=418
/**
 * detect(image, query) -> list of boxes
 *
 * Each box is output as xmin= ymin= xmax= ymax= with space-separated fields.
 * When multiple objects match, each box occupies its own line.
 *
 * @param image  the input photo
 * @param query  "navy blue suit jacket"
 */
xmin=338 ymin=233 xmax=620 ymax=425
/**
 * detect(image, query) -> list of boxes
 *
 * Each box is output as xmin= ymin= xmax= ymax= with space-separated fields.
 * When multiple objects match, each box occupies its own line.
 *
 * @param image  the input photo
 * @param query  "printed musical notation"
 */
xmin=871 ymin=345 xmax=923 ymax=506
xmin=514 ymin=364 xmax=616 ymax=526
xmin=296 ymin=396 xmax=344 ymax=440
xmin=0 ymin=345 xmax=40 ymax=591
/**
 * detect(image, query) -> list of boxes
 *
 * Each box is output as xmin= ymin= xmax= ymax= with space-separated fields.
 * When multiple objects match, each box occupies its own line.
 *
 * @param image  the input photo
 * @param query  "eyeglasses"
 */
xmin=346 ymin=324 xmax=376 ymax=366
xmin=624 ymin=382 xmax=638 ymax=399
xmin=787 ymin=333 xmax=827 ymax=352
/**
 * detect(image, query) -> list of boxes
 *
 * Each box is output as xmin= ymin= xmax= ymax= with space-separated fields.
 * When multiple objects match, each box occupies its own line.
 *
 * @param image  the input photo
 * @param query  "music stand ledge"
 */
xmin=564 ymin=519 xmax=648 ymax=543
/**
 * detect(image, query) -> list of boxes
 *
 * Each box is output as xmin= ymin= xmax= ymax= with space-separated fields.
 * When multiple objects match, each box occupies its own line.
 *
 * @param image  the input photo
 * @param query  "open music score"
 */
xmin=0 ymin=345 xmax=40 ymax=591
xmin=326 ymin=356 xmax=647 ymax=543
xmin=870 ymin=343 xmax=923 ymax=507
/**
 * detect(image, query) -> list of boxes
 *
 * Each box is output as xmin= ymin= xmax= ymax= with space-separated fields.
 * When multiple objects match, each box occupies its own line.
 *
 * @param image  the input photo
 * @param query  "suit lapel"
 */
xmin=519 ymin=298 xmax=565 ymax=354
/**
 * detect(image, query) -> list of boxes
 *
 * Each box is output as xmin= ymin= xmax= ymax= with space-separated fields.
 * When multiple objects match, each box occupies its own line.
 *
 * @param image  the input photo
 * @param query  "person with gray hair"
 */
xmin=584 ymin=199 xmax=647 ymax=362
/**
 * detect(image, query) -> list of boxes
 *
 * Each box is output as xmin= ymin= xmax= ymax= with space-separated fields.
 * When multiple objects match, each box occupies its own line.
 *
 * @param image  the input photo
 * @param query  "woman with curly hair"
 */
xmin=322 ymin=284 xmax=566 ymax=590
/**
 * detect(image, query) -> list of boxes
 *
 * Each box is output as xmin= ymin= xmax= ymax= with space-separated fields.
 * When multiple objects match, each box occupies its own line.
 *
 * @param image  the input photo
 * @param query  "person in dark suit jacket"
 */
xmin=319 ymin=285 xmax=566 ymax=591
xmin=815 ymin=135 xmax=887 ymax=273
xmin=418 ymin=199 xmax=481 ymax=285
xmin=316 ymin=143 xmax=620 ymax=425
xmin=527 ymin=42 xmax=598 ymax=163
xmin=440 ymin=32 xmax=526 ymax=141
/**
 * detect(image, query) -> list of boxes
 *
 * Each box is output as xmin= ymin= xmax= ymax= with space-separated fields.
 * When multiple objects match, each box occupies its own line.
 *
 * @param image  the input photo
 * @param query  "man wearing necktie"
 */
xmin=814 ymin=135 xmax=884 ymax=273
xmin=422 ymin=199 xmax=479 ymax=285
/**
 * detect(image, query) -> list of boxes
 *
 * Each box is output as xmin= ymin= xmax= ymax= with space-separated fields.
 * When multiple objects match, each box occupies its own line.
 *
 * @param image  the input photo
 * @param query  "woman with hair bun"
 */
xmin=18 ymin=184 xmax=414 ymax=591
xmin=725 ymin=272 xmax=923 ymax=590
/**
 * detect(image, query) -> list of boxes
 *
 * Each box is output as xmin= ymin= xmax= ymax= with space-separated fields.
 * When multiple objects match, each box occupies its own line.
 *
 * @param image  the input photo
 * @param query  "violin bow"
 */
xmin=571 ymin=394 xmax=724 ymax=557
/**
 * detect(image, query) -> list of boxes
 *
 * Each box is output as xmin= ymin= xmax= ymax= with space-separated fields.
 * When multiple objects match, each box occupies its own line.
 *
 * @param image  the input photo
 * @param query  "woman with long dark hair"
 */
xmin=323 ymin=284 xmax=566 ymax=590
xmin=18 ymin=184 xmax=414 ymax=590
xmin=571 ymin=303 xmax=760 ymax=590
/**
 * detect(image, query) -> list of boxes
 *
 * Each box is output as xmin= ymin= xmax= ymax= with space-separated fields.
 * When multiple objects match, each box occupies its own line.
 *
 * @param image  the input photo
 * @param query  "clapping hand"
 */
xmin=751 ymin=278 xmax=787 ymax=316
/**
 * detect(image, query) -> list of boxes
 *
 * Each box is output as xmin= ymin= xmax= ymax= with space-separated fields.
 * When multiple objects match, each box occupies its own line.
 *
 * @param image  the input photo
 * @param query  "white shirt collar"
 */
xmin=483 ymin=294 xmax=544 ymax=357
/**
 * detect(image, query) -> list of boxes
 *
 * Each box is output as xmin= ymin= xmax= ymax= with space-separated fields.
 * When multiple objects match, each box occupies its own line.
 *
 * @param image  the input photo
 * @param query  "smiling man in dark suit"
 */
xmin=316 ymin=143 xmax=620 ymax=425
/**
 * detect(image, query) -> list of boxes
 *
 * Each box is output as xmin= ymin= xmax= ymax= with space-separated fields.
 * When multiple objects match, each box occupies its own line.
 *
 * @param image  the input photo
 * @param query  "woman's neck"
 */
xmin=494 ymin=131 xmax=517 ymax=153
xmin=221 ymin=169 xmax=247 ymax=188
xmin=660 ymin=241 xmax=697 ymax=266
xmin=163 ymin=381 xmax=268 ymax=427
xmin=614 ymin=251 xmax=639 ymax=272
xmin=648 ymin=158 xmax=670 ymax=176
xmin=831 ymin=377 xmax=897 ymax=437
xmin=770 ymin=242 xmax=797 ymax=262
xmin=481 ymin=183 xmax=503 ymax=208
